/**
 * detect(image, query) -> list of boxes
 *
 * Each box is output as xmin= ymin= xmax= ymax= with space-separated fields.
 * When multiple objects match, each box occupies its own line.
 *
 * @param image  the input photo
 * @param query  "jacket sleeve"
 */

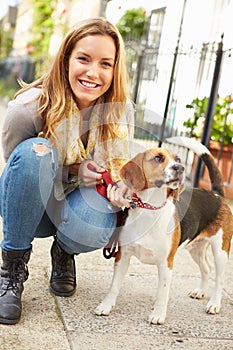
xmin=1 ymin=88 xmax=43 ymax=161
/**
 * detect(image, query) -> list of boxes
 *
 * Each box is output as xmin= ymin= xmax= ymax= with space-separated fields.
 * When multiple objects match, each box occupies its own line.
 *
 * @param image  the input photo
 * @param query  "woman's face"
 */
xmin=68 ymin=34 xmax=116 ymax=110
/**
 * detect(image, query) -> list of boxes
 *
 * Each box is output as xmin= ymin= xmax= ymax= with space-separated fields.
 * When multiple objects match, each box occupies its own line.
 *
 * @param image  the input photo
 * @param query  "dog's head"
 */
xmin=120 ymin=148 xmax=185 ymax=199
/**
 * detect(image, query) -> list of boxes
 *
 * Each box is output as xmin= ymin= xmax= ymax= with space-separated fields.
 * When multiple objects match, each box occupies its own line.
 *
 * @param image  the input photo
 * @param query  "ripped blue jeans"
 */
xmin=0 ymin=138 xmax=116 ymax=254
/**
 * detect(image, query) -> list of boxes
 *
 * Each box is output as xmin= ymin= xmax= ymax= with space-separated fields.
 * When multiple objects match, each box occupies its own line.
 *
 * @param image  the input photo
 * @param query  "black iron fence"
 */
xmin=125 ymin=38 xmax=233 ymax=197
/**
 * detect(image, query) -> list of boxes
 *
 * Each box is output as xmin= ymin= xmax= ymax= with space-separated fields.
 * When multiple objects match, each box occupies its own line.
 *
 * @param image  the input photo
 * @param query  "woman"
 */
xmin=0 ymin=17 xmax=134 ymax=325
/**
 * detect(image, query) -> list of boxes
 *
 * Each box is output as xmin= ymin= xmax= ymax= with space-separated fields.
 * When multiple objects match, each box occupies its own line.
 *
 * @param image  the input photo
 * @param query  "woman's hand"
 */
xmin=107 ymin=180 xmax=132 ymax=209
xmin=69 ymin=160 xmax=105 ymax=187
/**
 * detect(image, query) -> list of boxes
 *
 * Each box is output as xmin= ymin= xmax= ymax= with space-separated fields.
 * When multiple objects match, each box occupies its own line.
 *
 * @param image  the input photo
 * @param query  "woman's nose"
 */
xmin=86 ymin=62 xmax=99 ymax=78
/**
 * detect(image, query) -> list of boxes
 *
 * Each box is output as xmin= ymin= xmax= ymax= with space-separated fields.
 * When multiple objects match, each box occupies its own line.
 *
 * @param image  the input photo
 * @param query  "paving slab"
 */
xmin=55 ymin=242 xmax=233 ymax=350
xmin=0 ymin=235 xmax=71 ymax=350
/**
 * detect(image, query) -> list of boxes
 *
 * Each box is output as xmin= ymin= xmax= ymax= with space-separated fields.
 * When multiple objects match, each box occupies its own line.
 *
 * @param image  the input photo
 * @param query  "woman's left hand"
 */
xmin=107 ymin=180 xmax=132 ymax=209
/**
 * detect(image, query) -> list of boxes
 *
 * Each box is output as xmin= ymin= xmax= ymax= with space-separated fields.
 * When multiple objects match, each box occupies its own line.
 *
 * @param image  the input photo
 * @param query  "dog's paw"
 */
xmin=148 ymin=310 xmax=166 ymax=325
xmin=94 ymin=300 xmax=115 ymax=316
xmin=188 ymin=288 xmax=205 ymax=299
xmin=206 ymin=300 xmax=221 ymax=314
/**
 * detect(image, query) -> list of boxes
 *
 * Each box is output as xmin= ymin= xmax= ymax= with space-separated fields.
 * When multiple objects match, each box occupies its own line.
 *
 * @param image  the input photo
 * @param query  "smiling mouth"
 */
xmin=80 ymin=80 xmax=99 ymax=88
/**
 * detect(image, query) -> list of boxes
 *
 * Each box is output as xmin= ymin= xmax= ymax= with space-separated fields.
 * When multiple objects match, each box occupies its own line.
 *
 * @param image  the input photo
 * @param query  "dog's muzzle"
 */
xmin=155 ymin=162 xmax=185 ymax=189
xmin=172 ymin=163 xmax=185 ymax=175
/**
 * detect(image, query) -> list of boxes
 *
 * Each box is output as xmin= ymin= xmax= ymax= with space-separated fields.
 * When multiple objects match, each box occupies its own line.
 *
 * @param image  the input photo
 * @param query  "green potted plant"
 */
xmin=183 ymin=96 xmax=233 ymax=198
xmin=184 ymin=96 xmax=233 ymax=146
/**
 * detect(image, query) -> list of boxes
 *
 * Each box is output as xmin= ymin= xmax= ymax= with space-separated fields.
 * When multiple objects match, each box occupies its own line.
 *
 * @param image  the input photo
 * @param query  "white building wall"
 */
xmin=114 ymin=0 xmax=233 ymax=127
xmin=12 ymin=0 xmax=33 ymax=55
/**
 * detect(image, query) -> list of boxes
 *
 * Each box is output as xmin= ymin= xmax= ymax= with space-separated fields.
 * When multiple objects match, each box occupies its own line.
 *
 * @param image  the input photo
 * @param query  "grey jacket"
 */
xmin=2 ymin=87 xmax=42 ymax=161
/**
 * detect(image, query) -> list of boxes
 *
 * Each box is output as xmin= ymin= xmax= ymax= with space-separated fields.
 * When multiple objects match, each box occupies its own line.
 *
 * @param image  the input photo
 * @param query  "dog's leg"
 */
xmin=206 ymin=231 xmax=228 ymax=314
xmin=148 ymin=263 xmax=172 ymax=325
xmin=95 ymin=250 xmax=131 ymax=316
xmin=187 ymin=239 xmax=212 ymax=299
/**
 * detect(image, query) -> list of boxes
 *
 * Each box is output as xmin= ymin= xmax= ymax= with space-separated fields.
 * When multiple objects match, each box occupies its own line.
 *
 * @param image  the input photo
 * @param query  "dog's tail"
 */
xmin=166 ymin=136 xmax=224 ymax=197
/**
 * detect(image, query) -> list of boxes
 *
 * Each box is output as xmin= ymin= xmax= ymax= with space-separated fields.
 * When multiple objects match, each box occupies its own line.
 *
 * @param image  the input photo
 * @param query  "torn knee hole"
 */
xmin=33 ymin=143 xmax=51 ymax=156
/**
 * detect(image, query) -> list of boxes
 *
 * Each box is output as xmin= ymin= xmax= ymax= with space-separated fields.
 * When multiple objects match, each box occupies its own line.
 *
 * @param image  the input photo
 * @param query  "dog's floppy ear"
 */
xmin=167 ymin=183 xmax=185 ymax=201
xmin=120 ymin=153 xmax=146 ymax=192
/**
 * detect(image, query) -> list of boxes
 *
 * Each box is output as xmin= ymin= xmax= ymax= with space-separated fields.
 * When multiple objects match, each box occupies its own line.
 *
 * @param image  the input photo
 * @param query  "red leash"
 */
xmin=87 ymin=164 xmax=167 ymax=258
xmin=87 ymin=163 xmax=167 ymax=258
xmin=87 ymin=163 xmax=116 ymax=197
xmin=87 ymin=163 xmax=121 ymax=259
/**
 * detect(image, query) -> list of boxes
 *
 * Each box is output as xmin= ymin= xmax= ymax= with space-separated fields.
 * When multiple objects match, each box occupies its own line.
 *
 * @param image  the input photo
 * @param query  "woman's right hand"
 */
xmin=69 ymin=160 xmax=106 ymax=187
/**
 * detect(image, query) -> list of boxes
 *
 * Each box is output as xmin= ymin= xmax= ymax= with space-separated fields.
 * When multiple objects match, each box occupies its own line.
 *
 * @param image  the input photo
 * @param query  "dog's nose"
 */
xmin=172 ymin=163 xmax=184 ymax=174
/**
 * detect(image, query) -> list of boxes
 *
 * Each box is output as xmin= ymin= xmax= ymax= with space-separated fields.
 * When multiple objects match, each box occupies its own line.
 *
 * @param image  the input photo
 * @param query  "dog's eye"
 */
xmin=154 ymin=155 xmax=164 ymax=163
xmin=175 ymin=156 xmax=181 ymax=163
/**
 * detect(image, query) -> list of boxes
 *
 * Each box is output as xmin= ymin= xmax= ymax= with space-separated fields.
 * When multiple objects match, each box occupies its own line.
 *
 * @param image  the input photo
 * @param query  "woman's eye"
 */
xmin=78 ymin=56 xmax=88 ymax=62
xmin=102 ymin=61 xmax=113 ymax=68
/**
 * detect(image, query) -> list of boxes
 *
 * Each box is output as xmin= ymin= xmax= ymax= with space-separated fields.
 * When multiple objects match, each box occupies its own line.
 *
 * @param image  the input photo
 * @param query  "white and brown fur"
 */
xmin=95 ymin=137 xmax=233 ymax=324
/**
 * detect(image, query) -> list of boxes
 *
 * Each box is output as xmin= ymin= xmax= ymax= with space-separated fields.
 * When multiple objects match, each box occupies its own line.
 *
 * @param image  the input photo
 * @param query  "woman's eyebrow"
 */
xmin=76 ymin=50 xmax=115 ymax=61
xmin=75 ymin=50 xmax=89 ymax=56
xmin=102 ymin=57 xmax=115 ymax=62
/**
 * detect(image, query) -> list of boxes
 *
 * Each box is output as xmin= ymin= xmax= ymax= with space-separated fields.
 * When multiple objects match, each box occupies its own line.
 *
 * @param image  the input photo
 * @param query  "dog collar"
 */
xmin=129 ymin=193 xmax=167 ymax=210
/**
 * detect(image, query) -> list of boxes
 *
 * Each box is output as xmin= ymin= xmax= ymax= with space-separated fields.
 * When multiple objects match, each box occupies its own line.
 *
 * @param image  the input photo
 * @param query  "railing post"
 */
xmin=159 ymin=0 xmax=187 ymax=146
xmin=193 ymin=35 xmax=224 ymax=187
xmin=133 ymin=52 xmax=144 ymax=104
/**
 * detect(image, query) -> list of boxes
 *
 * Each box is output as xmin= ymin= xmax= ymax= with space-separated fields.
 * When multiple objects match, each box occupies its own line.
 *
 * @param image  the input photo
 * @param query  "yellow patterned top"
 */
xmin=53 ymin=99 xmax=134 ymax=198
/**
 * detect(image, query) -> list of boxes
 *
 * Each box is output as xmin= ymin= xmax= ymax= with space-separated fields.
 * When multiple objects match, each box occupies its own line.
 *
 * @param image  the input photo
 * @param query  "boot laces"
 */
xmin=1 ymin=257 xmax=28 ymax=293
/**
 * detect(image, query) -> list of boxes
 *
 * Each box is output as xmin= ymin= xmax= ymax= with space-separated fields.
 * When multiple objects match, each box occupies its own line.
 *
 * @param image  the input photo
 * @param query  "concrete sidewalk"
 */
xmin=0 ymin=202 xmax=233 ymax=350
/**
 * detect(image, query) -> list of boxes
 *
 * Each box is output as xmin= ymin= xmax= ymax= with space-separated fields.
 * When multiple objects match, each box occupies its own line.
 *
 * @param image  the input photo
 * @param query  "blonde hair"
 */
xmin=15 ymin=17 xmax=129 ymax=141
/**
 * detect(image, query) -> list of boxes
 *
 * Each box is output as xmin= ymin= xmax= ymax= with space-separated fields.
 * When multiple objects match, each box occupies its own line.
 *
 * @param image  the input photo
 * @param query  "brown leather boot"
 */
xmin=50 ymin=239 xmax=76 ymax=297
xmin=0 ymin=248 xmax=31 ymax=324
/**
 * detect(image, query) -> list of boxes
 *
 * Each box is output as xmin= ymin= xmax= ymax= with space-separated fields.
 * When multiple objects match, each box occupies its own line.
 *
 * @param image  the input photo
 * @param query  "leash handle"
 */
xmin=87 ymin=162 xmax=120 ymax=260
xmin=103 ymin=246 xmax=117 ymax=259
xmin=87 ymin=163 xmax=116 ymax=197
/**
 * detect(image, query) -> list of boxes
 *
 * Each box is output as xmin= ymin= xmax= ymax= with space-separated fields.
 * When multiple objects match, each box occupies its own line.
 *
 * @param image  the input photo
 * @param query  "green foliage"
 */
xmin=0 ymin=77 xmax=18 ymax=99
xmin=0 ymin=24 xmax=14 ymax=59
xmin=28 ymin=0 xmax=56 ymax=76
xmin=116 ymin=7 xmax=148 ymax=97
xmin=183 ymin=96 xmax=233 ymax=145
xmin=116 ymin=7 xmax=148 ymax=40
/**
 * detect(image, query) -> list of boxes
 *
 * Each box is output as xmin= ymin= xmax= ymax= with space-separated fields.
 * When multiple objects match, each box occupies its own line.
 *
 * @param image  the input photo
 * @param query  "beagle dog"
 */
xmin=95 ymin=137 xmax=233 ymax=325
